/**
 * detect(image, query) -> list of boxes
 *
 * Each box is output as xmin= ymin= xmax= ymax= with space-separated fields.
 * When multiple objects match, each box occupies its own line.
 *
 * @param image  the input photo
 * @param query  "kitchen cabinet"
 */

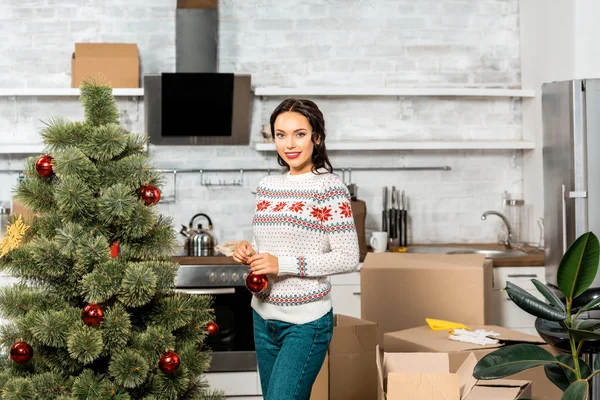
xmin=491 ymin=266 xmax=546 ymax=336
xmin=330 ymin=268 xmax=361 ymax=319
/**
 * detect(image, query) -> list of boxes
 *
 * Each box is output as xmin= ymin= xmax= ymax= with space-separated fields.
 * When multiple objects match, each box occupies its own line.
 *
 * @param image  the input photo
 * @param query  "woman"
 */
xmin=232 ymin=98 xmax=360 ymax=399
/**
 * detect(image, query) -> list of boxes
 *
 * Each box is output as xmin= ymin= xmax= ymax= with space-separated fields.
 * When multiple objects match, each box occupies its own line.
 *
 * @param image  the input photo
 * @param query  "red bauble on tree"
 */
xmin=110 ymin=240 xmax=120 ymax=258
xmin=138 ymin=184 xmax=161 ymax=206
xmin=35 ymin=155 xmax=54 ymax=178
xmin=207 ymin=322 xmax=219 ymax=336
xmin=82 ymin=303 xmax=104 ymax=327
xmin=246 ymin=272 xmax=269 ymax=294
xmin=159 ymin=351 xmax=180 ymax=373
xmin=10 ymin=341 xmax=33 ymax=364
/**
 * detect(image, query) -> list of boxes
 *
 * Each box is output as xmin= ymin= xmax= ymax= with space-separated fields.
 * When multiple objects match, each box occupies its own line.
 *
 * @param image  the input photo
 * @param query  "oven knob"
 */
xmin=231 ymin=273 xmax=239 ymax=282
xmin=220 ymin=273 xmax=228 ymax=282
xmin=209 ymin=273 xmax=216 ymax=283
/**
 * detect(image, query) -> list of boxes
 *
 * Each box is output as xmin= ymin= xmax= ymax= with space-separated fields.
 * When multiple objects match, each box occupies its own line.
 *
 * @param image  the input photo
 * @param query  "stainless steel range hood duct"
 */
xmin=176 ymin=0 xmax=218 ymax=73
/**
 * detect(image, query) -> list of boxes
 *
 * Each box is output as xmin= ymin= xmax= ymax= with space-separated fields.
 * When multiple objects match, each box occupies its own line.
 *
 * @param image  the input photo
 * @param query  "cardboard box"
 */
xmin=384 ymin=325 xmax=562 ymax=400
xmin=71 ymin=43 xmax=140 ymax=88
xmin=10 ymin=197 xmax=35 ymax=222
xmin=350 ymin=200 xmax=367 ymax=262
xmin=310 ymin=314 xmax=378 ymax=400
xmin=377 ymin=346 xmax=532 ymax=400
xmin=361 ymin=253 xmax=493 ymax=346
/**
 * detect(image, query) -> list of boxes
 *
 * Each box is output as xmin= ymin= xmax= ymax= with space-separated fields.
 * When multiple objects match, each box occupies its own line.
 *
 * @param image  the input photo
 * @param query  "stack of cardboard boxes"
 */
xmin=309 ymin=252 xmax=561 ymax=400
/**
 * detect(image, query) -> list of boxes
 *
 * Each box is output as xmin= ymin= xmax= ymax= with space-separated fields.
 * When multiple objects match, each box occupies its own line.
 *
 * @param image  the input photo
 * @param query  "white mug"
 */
xmin=370 ymin=232 xmax=388 ymax=253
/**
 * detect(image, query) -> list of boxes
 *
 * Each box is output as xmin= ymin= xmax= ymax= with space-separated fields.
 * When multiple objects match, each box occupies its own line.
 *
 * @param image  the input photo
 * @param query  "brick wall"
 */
xmin=0 ymin=0 xmax=532 ymax=247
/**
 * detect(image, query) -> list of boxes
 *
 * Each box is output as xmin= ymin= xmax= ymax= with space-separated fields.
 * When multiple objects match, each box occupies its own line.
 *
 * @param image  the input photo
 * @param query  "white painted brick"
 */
xmin=0 ymin=0 xmax=527 ymax=244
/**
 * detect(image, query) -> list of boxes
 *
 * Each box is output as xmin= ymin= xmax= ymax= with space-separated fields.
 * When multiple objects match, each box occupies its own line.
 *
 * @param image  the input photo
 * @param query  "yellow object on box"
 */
xmin=425 ymin=318 xmax=470 ymax=331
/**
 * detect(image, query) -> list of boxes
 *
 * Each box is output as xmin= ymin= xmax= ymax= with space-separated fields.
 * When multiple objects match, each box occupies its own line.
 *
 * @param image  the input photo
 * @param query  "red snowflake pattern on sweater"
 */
xmin=272 ymin=202 xmax=287 ymax=212
xmin=310 ymin=206 xmax=333 ymax=222
xmin=256 ymin=200 xmax=271 ymax=211
xmin=339 ymin=202 xmax=353 ymax=218
xmin=289 ymin=201 xmax=305 ymax=213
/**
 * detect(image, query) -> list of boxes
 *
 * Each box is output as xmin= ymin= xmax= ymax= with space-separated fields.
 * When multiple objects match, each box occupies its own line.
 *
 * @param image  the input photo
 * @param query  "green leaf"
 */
xmin=108 ymin=350 xmax=149 ymax=389
xmin=562 ymin=380 xmax=589 ymax=400
xmin=473 ymin=343 xmax=558 ymax=379
xmin=80 ymin=77 xmax=120 ymax=127
xmin=505 ymin=281 xmax=568 ymax=321
xmin=532 ymin=278 xmax=566 ymax=310
xmin=558 ymin=232 xmax=600 ymax=301
xmin=544 ymin=355 xmax=591 ymax=391
xmin=578 ymin=294 xmax=600 ymax=313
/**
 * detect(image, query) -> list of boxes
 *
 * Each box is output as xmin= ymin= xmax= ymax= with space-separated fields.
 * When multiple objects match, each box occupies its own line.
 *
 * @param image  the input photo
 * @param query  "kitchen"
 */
xmin=0 ymin=0 xmax=599 ymax=399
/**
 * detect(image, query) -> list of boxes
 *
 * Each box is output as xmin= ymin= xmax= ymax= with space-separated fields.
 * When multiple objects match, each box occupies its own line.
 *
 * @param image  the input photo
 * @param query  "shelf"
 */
xmin=0 ymin=88 xmax=144 ymax=97
xmin=254 ymin=141 xmax=535 ymax=151
xmin=253 ymin=87 xmax=535 ymax=97
xmin=0 ymin=144 xmax=45 ymax=154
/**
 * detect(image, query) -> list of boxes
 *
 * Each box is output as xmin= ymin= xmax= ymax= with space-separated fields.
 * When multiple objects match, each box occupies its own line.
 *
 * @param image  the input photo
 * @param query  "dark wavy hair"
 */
xmin=269 ymin=98 xmax=333 ymax=174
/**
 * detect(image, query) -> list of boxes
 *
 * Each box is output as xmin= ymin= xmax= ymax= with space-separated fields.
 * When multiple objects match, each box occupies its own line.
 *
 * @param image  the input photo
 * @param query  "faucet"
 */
xmin=481 ymin=210 xmax=513 ymax=249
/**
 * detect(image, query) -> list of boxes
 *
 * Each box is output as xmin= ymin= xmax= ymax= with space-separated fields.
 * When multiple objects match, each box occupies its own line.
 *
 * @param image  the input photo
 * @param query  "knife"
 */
xmin=401 ymin=190 xmax=407 ymax=247
xmin=382 ymin=187 xmax=388 ymax=235
xmin=390 ymin=186 xmax=396 ymax=241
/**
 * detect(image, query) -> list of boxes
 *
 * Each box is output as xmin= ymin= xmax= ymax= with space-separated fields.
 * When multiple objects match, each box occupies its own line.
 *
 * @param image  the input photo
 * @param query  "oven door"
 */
xmin=175 ymin=287 xmax=256 ymax=372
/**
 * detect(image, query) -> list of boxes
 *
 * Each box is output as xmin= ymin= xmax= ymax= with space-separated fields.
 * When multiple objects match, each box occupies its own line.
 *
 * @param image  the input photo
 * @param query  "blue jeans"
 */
xmin=253 ymin=309 xmax=334 ymax=400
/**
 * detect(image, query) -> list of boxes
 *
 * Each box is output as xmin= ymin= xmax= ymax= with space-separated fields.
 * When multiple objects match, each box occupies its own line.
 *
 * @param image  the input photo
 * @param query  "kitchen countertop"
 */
xmin=173 ymin=243 xmax=544 ymax=267
xmin=406 ymin=243 xmax=545 ymax=267
xmin=173 ymin=255 xmax=237 ymax=265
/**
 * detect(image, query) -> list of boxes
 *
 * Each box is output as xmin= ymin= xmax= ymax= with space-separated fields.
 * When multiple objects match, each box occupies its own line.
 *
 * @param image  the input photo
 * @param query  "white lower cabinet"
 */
xmin=330 ymin=271 xmax=361 ymax=318
xmin=491 ymin=266 xmax=546 ymax=337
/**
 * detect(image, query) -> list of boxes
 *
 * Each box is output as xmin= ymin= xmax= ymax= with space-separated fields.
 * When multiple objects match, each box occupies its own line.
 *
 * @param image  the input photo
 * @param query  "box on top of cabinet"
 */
xmin=361 ymin=253 xmax=493 ymax=346
xmin=71 ymin=43 xmax=140 ymax=88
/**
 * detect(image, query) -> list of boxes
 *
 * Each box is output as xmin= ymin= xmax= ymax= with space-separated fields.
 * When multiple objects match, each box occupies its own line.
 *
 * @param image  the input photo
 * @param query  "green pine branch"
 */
xmin=67 ymin=325 xmax=103 ymax=365
xmin=80 ymin=77 xmax=120 ymax=127
xmin=118 ymin=264 xmax=157 ymax=308
xmin=53 ymin=146 xmax=101 ymax=191
xmin=81 ymin=123 xmax=129 ymax=162
xmin=123 ymin=216 xmax=178 ymax=260
xmin=117 ymin=202 xmax=157 ymax=241
xmin=81 ymin=260 xmax=126 ymax=304
xmin=101 ymin=304 xmax=131 ymax=355
xmin=98 ymin=184 xmax=138 ymax=225
xmin=41 ymin=118 xmax=88 ymax=153
xmin=108 ymin=350 xmax=149 ymax=389
xmin=54 ymin=176 xmax=96 ymax=223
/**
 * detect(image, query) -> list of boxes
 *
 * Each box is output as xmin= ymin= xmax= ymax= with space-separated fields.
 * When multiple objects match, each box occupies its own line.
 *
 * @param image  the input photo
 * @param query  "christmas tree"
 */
xmin=0 ymin=78 xmax=223 ymax=399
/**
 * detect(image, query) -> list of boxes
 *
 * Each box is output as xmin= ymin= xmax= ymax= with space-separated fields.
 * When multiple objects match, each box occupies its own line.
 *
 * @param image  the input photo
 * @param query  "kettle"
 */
xmin=180 ymin=213 xmax=215 ymax=256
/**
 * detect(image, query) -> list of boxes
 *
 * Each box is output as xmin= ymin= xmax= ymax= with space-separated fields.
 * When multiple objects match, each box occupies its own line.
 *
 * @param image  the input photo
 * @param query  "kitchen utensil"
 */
xmin=382 ymin=187 xmax=388 ymax=235
xmin=401 ymin=190 xmax=407 ymax=247
xmin=180 ymin=213 xmax=216 ymax=256
xmin=390 ymin=186 xmax=397 ymax=241
xmin=370 ymin=231 xmax=388 ymax=252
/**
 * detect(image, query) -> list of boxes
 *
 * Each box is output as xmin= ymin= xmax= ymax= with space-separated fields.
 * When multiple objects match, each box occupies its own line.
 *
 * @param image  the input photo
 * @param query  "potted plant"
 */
xmin=474 ymin=231 xmax=600 ymax=399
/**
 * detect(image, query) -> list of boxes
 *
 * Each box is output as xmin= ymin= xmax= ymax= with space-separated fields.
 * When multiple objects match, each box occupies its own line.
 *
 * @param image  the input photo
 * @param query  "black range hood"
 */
xmin=144 ymin=0 xmax=252 ymax=146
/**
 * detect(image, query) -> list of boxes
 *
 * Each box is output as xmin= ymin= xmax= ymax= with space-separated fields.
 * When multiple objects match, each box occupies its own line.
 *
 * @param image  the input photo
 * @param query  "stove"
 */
xmin=174 ymin=262 xmax=256 ymax=372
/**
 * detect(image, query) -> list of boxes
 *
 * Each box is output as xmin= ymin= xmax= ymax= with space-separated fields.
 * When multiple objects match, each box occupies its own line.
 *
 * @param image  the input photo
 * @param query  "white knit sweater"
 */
xmin=250 ymin=168 xmax=360 ymax=324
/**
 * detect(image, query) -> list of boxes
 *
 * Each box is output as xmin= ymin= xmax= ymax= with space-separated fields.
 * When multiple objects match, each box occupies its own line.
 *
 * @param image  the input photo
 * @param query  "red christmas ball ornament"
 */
xmin=35 ymin=155 xmax=54 ymax=178
xmin=245 ymin=272 xmax=269 ymax=294
xmin=207 ymin=322 xmax=219 ymax=336
xmin=82 ymin=303 xmax=104 ymax=327
xmin=10 ymin=341 xmax=33 ymax=364
xmin=110 ymin=240 xmax=120 ymax=258
xmin=159 ymin=351 xmax=180 ymax=373
xmin=138 ymin=184 xmax=161 ymax=206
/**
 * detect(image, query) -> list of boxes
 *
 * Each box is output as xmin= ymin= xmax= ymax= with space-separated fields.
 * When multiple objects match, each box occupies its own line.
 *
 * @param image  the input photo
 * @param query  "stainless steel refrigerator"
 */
xmin=542 ymin=79 xmax=600 ymax=288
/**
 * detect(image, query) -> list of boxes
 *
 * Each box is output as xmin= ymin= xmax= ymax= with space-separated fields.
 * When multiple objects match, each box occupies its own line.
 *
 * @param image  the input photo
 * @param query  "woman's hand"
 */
xmin=232 ymin=240 xmax=256 ymax=265
xmin=248 ymin=253 xmax=279 ymax=275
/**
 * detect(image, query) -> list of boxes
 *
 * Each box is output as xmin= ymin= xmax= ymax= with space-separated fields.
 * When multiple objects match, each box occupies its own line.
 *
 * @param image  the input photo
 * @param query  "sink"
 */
xmin=444 ymin=249 xmax=528 ymax=258
xmin=405 ymin=246 xmax=529 ymax=258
